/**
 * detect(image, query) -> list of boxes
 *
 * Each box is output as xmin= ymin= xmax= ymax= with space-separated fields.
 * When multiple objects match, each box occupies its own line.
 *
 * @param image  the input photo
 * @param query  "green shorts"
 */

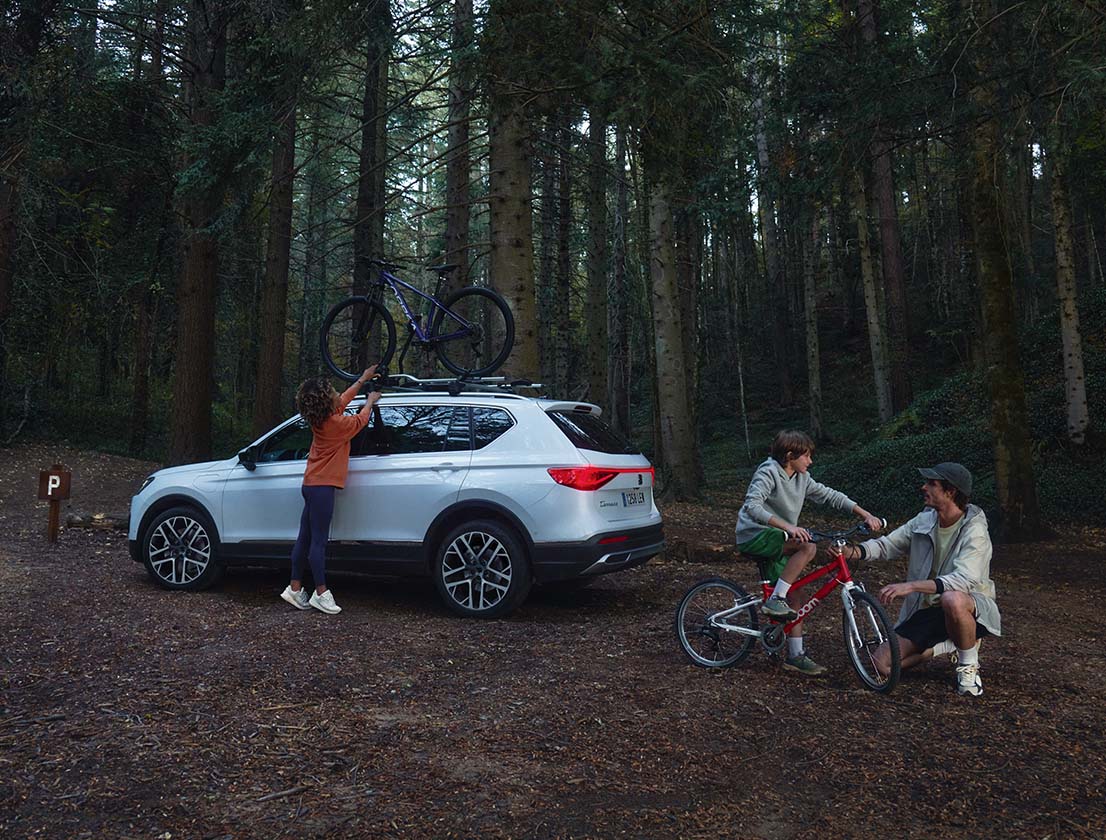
xmin=737 ymin=528 xmax=788 ymax=583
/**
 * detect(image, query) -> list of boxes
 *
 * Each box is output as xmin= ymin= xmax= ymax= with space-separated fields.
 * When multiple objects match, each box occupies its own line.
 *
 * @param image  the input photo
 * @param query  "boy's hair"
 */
xmin=770 ymin=430 xmax=815 ymax=465
xmin=296 ymin=377 xmax=336 ymax=429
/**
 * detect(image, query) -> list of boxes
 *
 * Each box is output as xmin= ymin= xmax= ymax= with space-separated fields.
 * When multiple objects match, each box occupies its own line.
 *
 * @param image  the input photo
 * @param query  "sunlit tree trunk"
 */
xmin=1049 ymin=127 xmax=1089 ymax=445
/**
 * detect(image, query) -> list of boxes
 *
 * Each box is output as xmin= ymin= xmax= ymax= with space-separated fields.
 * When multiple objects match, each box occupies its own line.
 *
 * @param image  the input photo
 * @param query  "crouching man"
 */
xmin=839 ymin=463 xmax=1001 ymax=697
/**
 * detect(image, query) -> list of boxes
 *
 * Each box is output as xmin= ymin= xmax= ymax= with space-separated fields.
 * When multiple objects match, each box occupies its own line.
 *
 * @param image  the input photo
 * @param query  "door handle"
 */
xmin=431 ymin=462 xmax=458 ymax=471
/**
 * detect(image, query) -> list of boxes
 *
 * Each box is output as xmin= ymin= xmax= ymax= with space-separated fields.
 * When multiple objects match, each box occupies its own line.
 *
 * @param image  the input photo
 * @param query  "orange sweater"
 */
xmin=302 ymin=383 xmax=371 ymax=489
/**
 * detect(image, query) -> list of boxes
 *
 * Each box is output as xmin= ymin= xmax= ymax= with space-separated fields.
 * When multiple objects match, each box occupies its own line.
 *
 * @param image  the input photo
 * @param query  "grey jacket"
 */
xmin=863 ymin=504 xmax=1001 ymax=636
xmin=735 ymin=458 xmax=858 ymax=545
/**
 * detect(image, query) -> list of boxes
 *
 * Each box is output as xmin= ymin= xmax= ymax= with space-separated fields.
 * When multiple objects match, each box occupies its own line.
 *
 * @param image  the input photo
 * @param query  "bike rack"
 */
xmin=369 ymin=372 xmax=544 ymax=396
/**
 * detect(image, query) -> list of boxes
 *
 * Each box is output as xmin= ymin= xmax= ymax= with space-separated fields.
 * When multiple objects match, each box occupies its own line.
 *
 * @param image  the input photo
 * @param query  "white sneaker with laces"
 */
xmin=955 ymin=663 xmax=983 ymax=696
xmin=281 ymin=585 xmax=310 ymax=610
xmin=309 ymin=589 xmax=342 ymax=615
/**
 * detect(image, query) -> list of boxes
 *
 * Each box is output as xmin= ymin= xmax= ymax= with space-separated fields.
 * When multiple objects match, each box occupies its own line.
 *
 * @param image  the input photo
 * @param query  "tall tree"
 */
xmin=585 ymin=105 xmax=608 ymax=409
xmin=851 ymin=171 xmax=893 ymax=423
xmin=443 ymin=0 xmax=474 ymax=291
xmin=968 ymin=0 xmax=1043 ymax=538
xmin=170 ymin=0 xmax=232 ymax=463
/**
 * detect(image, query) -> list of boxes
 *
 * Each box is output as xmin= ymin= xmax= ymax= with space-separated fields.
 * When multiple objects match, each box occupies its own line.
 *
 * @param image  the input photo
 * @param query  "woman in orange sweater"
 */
xmin=280 ymin=365 xmax=380 ymax=615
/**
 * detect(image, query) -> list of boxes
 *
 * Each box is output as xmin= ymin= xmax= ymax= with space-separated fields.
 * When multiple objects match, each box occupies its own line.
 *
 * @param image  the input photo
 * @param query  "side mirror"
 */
xmin=238 ymin=446 xmax=257 ymax=472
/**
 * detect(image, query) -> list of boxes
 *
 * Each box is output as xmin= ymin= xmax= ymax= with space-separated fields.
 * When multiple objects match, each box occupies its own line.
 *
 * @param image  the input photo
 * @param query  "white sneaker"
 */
xmin=309 ymin=589 xmax=342 ymax=614
xmin=281 ymin=585 xmax=310 ymax=610
xmin=955 ymin=663 xmax=983 ymax=696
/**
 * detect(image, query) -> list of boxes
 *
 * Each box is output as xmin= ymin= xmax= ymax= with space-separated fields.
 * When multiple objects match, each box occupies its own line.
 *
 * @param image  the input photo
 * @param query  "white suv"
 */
xmin=128 ymin=392 xmax=663 ymax=617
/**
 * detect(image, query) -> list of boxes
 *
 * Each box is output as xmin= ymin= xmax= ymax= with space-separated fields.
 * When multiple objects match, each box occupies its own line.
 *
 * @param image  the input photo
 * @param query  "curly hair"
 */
xmin=295 ymin=377 xmax=337 ymax=429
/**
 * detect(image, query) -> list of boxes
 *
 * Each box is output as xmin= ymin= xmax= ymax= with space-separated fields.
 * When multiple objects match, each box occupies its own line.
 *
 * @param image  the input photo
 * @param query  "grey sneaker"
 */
xmin=955 ymin=663 xmax=983 ymax=696
xmin=782 ymin=653 xmax=828 ymax=676
xmin=309 ymin=589 xmax=342 ymax=615
xmin=762 ymin=595 xmax=798 ymax=621
xmin=281 ymin=585 xmax=310 ymax=610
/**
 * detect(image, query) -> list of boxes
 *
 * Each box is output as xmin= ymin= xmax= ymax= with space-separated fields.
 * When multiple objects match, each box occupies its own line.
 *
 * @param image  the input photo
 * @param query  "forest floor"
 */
xmin=1 ymin=442 xmax=1105 ymax=839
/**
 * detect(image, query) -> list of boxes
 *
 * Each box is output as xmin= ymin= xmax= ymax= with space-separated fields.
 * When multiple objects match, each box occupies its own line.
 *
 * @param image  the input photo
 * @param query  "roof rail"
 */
xmin=375 ymin=373 xmax=545 ymax=397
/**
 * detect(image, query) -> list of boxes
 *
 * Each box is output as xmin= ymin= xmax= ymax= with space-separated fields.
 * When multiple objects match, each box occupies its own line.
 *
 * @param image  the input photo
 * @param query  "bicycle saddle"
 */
xmin=426 ymin=262 xmax=460 ymax=274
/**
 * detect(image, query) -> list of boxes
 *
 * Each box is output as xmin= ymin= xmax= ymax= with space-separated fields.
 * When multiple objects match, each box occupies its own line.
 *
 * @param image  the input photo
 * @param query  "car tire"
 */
xmin=433 ymin=519 xmax=531 ymax=618
xmin=141 ymin=505 xmax=224 ymax=591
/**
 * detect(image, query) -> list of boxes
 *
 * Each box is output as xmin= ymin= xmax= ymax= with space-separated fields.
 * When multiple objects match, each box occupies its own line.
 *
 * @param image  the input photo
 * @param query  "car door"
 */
xmin=329 ymin=403 xmax=472 ymax=546
xmin=220 ymin=417 xmax=312 ymax=546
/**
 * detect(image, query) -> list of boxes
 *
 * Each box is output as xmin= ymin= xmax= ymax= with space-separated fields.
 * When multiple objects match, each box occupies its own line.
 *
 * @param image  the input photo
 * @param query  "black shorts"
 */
xmin=895 ymin=605 xmax=991 ymax=651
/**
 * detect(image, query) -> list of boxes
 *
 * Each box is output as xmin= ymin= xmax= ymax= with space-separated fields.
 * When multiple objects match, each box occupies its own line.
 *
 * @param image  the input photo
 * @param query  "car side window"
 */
xmin=257 ymin=419 xmax=313 ymax=462
xmin=472 ymin=408 xmax=514 ymax=449
xmin=353 ymin=405 xmax=470 ymax=455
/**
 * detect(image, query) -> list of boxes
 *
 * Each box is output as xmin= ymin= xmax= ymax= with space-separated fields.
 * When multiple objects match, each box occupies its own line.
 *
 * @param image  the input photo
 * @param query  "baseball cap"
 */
xmin=917 ymin=462 xmax=972 ymax=496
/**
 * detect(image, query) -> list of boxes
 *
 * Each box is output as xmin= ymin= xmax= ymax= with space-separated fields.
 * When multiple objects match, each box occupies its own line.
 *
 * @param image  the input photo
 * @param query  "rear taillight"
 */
xmin=547 ymin=466 xmax=655 ymax=492
xmin=547 ymin=467 xmax=620 ymax=491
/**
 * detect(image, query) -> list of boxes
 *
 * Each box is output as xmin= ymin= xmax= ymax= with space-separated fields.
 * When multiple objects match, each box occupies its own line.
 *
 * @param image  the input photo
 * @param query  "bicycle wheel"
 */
xmin=432 ymin=287 xmax=514 ymax=377
xmin=675 ymin=578 xmax=759 ymax=668
xmin=841 ymin=589 xmax=900 ymax=693
xmin=320 ymin=297 xmax=396 ymax=382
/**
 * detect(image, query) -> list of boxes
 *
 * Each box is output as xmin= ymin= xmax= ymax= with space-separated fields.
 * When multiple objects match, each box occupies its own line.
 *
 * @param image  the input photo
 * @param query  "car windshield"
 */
xmin=547 ymin=411 xmax=639 ymax=455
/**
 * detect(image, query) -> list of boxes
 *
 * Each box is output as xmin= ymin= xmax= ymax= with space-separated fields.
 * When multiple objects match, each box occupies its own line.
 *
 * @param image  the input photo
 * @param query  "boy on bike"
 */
xmin=735 ymin=430 xmax=883 ymax=676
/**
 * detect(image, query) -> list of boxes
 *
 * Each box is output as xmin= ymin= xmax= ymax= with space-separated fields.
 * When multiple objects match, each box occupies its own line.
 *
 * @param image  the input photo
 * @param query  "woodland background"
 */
xmin=1 ymin=0 xmax=1104 ymax=536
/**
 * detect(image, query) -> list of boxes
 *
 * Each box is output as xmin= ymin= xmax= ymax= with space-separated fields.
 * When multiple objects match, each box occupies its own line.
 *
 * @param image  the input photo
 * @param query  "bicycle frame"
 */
xmin=373 ymin=268 xmax=473 ymax=344
xmin=706 ymin=544 xmax=859 ymax=637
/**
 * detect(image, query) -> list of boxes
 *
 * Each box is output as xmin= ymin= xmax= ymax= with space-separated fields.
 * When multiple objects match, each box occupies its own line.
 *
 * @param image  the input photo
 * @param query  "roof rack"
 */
xmin=374 ymin=373 xmax=544 ymax=397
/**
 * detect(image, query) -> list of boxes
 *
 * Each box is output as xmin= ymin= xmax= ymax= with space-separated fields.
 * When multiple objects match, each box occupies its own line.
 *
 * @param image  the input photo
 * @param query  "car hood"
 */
xmin=149 ymin=456 xmax=240 ymax=482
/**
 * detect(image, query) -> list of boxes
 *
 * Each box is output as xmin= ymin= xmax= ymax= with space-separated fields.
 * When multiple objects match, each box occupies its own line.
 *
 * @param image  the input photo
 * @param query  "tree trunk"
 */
xmin=648 ymin=175 xmax=699 ymax=499
xmin=857 ymin=0 xmax=912 ymax=413
xmin=555 ymin=119 xmax=572 ymax=395
xmin=608 ymin=125 xmax=630 ymax=436
xmin=353 ymin=1 xmax=391 ymax=297
xmin=803 ymin=206 xmax=823 ymax=440
xmin=851 ymin=171 xmax=894 ymax=423
xmin=443 ymin=0 xmax=473 ymax=292
xmin=488 ymin=93 xmax=538 ymax=379
xmin=1049 ymin=128 xmax=1089 ymax=445
xmin=537 ymin=117 xmax=557 ymax=386
xmin=970 ymin=8 xmax=1044 ymax=538
xmin=254 ymin=100 xmax=298 ymax=436
xmin=753 ymin=90 xmax=793 ymax=406
xmin=585 ymin=105 xmax=608 ymax=409
xmin=169 ymin=0 xmax=229 ymax=464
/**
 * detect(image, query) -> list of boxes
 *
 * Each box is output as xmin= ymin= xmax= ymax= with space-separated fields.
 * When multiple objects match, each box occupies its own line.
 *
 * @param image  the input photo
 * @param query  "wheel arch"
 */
xmin=136 ymin=494 xmax=223 ymax=551
xmin=423 ymin=500 xmax=533 ymax=573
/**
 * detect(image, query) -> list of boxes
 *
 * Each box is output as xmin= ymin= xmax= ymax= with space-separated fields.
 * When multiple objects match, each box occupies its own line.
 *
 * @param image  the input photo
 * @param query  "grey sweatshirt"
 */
xmin=735 ymin=458 xmax=858 ymax=545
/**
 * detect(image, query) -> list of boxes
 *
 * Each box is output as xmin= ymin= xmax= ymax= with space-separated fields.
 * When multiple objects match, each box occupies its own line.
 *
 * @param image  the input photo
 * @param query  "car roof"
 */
xmin=348 ymin=393 xmax=602 ymax=415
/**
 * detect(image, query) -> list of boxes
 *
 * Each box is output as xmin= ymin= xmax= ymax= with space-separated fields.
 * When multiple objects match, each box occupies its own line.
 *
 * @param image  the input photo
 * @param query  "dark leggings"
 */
xmin=290 ymin=485 xmax=336 ymax=589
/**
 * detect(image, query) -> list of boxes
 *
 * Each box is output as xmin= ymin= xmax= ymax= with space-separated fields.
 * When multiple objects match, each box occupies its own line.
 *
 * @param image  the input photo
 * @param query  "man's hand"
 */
xmin=878 ymin=582 xmax=916 ymax=605
xmin=861 ymin=513 xmax=883 ymax=533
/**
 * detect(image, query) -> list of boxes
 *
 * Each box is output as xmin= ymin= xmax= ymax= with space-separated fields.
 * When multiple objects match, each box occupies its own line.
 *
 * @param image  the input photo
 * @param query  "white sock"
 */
xmin=957 ymin=645 xmax=979 ymax=667
xmin=930 ymin=640 xmax=955 ymax=657
xmin=772 ymin=580 xmax=792 ymax=599
xmin=788 ymin=637 xmax=804 ymax=658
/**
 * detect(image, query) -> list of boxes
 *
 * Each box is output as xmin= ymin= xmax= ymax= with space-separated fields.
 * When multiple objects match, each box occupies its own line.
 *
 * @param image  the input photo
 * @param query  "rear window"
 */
xmin=547 ymin=411 xmax=639 ymax=454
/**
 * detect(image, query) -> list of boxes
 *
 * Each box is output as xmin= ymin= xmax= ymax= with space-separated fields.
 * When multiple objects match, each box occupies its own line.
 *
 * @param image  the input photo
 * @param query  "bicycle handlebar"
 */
xmin=807 ymin=517 xmax=887 ymax=542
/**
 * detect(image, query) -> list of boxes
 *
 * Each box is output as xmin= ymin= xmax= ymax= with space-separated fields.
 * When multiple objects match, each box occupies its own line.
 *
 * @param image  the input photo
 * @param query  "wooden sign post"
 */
xmin=38 ymin=464 xmax=71 ymax=544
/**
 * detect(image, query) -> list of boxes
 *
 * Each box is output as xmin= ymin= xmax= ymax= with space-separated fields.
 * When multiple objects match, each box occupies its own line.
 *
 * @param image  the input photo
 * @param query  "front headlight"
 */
xmin=138 ymin=474 xmax=156 ymax=493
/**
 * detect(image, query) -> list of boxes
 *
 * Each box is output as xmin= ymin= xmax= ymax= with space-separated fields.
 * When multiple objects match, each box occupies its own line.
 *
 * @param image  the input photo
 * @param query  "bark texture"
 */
xmin=851 ymin=171 xmax=893 ymax=423
xmin=443 ymin=0 xmax=473 ymax=292
xmin=585 ymin=107 xmax=608 ymax=409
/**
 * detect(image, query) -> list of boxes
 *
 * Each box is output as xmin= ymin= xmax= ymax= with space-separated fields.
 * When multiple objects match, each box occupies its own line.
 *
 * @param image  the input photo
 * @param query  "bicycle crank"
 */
xmin=760 ymin=624 xmax=786 ymax=655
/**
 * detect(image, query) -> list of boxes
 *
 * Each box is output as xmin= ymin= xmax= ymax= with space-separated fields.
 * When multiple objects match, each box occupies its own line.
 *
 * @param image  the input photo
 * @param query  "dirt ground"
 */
xmin=2 ymin=442 xmax=1105 ymax=839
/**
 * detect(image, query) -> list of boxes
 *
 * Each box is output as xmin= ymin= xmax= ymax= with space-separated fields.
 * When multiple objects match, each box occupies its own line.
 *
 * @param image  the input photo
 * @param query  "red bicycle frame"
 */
xmin=759 ymin=543 xmax=855 ymax=632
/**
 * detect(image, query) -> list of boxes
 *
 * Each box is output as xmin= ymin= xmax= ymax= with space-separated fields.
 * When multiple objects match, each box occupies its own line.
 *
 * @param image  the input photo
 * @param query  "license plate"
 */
xmin=622 ymin=490 xmax=646 ymax=507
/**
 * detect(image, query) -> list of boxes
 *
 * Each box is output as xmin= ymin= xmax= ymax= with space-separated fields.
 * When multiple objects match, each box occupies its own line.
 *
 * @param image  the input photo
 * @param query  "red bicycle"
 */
xmin=675 ymin=521 xmax=901 ymax=693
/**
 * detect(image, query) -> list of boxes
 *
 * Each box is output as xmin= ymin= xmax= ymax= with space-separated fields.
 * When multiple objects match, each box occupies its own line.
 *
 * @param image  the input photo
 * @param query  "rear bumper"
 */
xmin=529 ymin=523 xmax=664 ymax=583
